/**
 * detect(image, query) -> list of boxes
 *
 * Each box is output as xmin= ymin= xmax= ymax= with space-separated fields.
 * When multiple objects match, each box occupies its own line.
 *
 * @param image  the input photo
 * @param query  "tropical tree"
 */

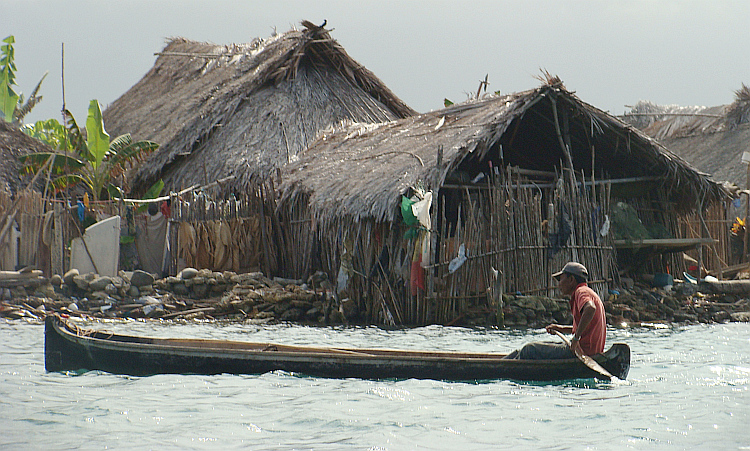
xmin=1 ymin=35 xmax=46 ymax=124
xmin=20 ymin=100 xmax=159 ymax=201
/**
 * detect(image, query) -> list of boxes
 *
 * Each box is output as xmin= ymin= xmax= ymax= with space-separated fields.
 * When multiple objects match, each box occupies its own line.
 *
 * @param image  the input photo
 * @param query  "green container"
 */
xmin=653 ymin=273 xmax=673 ymax=287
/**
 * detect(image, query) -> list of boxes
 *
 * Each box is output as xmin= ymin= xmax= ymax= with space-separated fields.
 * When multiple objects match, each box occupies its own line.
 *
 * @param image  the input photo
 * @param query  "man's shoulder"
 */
xmin=574 ymin=284 xmax=601 ymax=301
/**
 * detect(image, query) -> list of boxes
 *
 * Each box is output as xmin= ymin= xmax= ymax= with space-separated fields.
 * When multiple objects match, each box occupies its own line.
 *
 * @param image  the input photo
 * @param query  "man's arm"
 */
xmin=569 ymin=300 xmax=596 ymax=354
xmin=546 ymin=324 xmax=573 ymax=335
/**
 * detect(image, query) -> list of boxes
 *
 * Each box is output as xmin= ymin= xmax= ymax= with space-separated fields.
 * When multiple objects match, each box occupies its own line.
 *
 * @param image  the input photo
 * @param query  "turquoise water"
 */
xmin=1 ymin=319 xmax=749 ymax=450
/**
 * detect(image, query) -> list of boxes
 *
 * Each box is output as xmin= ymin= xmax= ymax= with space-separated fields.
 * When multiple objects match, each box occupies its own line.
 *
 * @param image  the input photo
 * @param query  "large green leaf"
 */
xmin=63 ymin=109 xmax=90 ymax=160
xmin=48 ymin=174 xmax=85 ymax=192
xmin=85 ymin=100 xmax=110 ymax=169
xmin=22 ymin=119 xmax=73 ymax=151
xmin=136 ymin=179 xmax=164 ymax=213
xmin=0 ymin=36 xmax=19 ymax=122
xmin=106 ymin=139 xmax=158 ymax=170
xmin=107 ymin=134 xmax=132 ymax=156
xmin=18 ymin=152 xmax=86 ymax=175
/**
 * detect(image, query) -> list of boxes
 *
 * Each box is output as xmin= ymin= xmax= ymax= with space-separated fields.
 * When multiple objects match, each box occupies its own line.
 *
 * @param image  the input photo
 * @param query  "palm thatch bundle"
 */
xmin=103 ymin=20 xmax=416 ymax=197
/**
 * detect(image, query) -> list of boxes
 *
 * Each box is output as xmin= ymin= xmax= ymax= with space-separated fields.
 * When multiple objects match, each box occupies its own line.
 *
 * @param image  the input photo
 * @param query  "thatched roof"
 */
xmin=278 ymin=80 xmax=727 ymax=224
xmin=103 ymin=20 xmax=416 ymax=196
xmin=622 ymin=84 xmax=750 ymax=186
xmin=0 ymin=121 xmax=52 ymax=195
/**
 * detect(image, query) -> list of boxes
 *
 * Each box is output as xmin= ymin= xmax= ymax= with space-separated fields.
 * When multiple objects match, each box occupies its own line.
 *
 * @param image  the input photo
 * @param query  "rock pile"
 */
xmin=0 ymin=268 xmax=347 ymax=324
xmin=1 ymin=268 xmax=749 ymax=326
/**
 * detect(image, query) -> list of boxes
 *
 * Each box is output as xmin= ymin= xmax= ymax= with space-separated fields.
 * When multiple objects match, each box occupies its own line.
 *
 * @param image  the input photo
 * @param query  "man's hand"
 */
xmin=569 ymin=335 xmax=582 ymax=354
xmin=546 ymin=324 xmax=572 ymax=335
xmin=546 ymin=324 xmax=562 ymax=334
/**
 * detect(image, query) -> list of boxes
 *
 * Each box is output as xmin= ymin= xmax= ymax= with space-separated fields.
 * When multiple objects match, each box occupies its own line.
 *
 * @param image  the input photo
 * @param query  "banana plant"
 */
xmin=1 ymin=35 xmax=46 ymax=124
xmin=1 ymin=36 xmax=19 ymax=122
xmin=20 ymin=100 xmax=159 ymax=201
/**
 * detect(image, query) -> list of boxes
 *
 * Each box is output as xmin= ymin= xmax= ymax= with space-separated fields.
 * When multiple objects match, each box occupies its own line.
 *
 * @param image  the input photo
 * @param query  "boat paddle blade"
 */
xmin=552 ymin=330 xmax=616 ymax=381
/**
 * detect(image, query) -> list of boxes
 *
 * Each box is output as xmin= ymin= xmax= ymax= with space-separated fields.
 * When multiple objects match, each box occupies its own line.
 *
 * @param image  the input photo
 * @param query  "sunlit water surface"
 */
xmin=2 ymin=319 xmax=748 ymax=450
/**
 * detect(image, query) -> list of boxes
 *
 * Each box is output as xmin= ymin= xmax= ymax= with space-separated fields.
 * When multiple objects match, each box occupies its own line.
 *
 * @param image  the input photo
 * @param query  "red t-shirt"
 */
xmin=569 ymin=283 xmax=606 ymax=355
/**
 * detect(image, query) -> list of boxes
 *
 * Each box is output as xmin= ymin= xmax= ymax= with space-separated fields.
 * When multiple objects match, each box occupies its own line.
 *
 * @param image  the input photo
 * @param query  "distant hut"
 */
xmin=623 ymin=84 xmax=750 ymax=267
xmin=104 ymin=20 xmax=416 ymax=197
xmin=277 ymin=77 xmax=727 ymax=325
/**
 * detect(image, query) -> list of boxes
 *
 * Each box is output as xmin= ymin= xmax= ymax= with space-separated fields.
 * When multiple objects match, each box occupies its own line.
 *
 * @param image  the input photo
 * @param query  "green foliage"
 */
xmin=1 ymin=36 xmax=46 ymax=124
xmin=136 ymin=180 xmax=165 ymax=213
xmin=86 ymin=100 xmax=110 ymax=170
xmin=21 ymin=118 xmax=74 ymax=151
xmin=1 ymin=36 xmax=19 ymax=122
xmin=19 ymin=100 xmax=159 ymax=201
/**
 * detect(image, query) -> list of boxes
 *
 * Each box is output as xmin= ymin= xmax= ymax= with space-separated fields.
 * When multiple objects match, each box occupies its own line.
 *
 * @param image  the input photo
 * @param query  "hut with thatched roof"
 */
xmin=622 ymin=84 xmax=750 ymax=267
xmin=276 ymin=77 xmax=727 ymax=325
xmin=103 ymin=20 xmax=416 ymax=197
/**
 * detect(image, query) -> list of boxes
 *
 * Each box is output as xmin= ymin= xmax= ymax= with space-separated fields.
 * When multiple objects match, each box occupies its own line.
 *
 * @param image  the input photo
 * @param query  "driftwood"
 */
xmin=0 ymin=269 xmax=46 ymax=288
xmin=698 ymin=279 xmax=750 ymax=295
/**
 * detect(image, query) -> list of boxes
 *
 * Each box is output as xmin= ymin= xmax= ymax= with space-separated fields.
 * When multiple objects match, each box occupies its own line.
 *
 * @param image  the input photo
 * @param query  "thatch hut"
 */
xmin=103 ymin=20 xmax=416 ymax=197
xmin=622 ymin=84 xmax=750 ymax=267
xmin=277 ymin=78 xmax=727 ymax=325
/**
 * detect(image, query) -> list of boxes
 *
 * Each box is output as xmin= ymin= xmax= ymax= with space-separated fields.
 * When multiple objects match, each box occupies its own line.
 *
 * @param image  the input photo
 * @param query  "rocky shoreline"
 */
xmin=1 ymin=268 xmax=749 ymax=327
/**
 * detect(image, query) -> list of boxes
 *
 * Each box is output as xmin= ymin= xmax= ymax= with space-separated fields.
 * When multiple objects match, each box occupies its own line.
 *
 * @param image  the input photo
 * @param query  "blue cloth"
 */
xmin=77 ymin=201 xmax=85 ymax=222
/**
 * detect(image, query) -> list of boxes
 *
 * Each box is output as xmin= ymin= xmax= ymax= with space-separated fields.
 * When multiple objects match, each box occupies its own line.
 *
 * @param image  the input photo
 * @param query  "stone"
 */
xmin=143 ymin=303 xmax=164 ymax=318
xmin=63 ymin=269 xmax=79 ymax=286
xmin=192 ymin=284 xmax=208 ymax=298
xmin=72 ymin=275 xmax=90 ymax=290
xmin=89 ymin=276 xmax=113 ymax=292
xmin=179 ymin=268 xmax=199 ymax=280
xmin=128 ymin=285 xmax=140 ymax=297
xmin=173 ymin=283 xmax=189 ymax=295
xmin=50 ymin=274 xmax=63 ymax=286
xmin=130 ymin=270 xmax=155 ymax=287
xmin=514 ymin=296 xmax=546 ymax=311
xmin=139 ymin=285 xmax=154 ymax=295
xmin=104 ymin=283 xmax=118 ymax=295
xmin=339 ymin=298 xmax=358 ymax=320
xmin=730 ymin=311 xmax=750 ymax=322
xmin=34 ymin=285 xmax=57 ymax=298
xmin=138 ymin=295 xmax=161 ymax=305
xmin=280 ymin=308 xmax=303 ymax=321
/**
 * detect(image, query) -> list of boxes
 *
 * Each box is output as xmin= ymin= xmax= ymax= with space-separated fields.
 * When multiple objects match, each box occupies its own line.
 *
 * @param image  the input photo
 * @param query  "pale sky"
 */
xmin=4 ymin=0 xmax=749 ymax=125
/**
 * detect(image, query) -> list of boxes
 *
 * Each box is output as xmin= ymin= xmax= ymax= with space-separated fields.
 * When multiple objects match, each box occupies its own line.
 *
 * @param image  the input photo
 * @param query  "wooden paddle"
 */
xmin=552 ymin=330 xmax=614 ymax=380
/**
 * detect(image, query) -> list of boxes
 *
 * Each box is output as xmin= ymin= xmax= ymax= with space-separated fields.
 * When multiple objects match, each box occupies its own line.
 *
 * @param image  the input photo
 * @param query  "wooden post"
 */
xmin=52 ymin=203 xmax=63 ymax=275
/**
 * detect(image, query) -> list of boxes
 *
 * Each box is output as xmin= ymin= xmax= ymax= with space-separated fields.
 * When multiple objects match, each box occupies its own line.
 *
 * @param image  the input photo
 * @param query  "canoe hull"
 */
xmin=45 ymin=316 xmax=629 ymax=381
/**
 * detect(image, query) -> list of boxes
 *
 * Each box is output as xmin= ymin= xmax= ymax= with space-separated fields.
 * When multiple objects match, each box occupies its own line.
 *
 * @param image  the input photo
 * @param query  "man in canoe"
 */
xmin=505 ymin=262 xmax=606 ymax=359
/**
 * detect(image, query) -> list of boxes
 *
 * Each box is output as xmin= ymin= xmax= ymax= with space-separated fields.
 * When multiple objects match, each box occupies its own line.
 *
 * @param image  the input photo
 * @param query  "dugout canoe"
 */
xmin=44 ymin=315 xmax=630 ymax=381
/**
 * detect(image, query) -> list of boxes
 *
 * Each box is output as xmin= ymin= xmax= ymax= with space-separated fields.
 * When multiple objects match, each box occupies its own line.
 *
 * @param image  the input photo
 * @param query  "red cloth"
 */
xmin=569 ymin=283 xmax=606 ymax=355
xmin=160 ymin=201 xmax=171 ymax=218
xmin=410 ymin=258 xmax=424 ymax=295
